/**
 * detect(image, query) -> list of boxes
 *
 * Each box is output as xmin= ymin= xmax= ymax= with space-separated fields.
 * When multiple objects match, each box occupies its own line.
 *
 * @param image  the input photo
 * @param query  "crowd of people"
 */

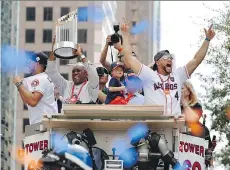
xmin=13 ymin=20 xmax=217 ymax=167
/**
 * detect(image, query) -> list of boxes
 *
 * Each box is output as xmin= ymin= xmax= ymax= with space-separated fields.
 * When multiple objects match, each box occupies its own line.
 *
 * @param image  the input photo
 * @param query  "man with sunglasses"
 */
xmin=121 ymin=23 xmax=215 ymax=116
xmin=46 ymin=37 xmax=99 ymax=104
xmin=13 ymin=52 xmax=58 ymax=124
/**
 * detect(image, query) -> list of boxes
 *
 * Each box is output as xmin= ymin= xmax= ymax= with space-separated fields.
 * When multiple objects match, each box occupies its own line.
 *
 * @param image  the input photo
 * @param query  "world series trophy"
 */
xmin=54 ymin=9 xmax=78 ymax=59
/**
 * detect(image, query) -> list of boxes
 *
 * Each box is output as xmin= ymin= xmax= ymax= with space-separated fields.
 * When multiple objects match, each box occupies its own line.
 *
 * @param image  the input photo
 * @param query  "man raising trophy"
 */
xmin=46 ymin=36 xmax=99 ymax=105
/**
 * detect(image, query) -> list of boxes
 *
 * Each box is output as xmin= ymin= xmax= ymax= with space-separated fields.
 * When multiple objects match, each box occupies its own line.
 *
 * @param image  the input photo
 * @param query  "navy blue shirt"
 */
xmin=105 ymin=77 xmax=124 ymax=104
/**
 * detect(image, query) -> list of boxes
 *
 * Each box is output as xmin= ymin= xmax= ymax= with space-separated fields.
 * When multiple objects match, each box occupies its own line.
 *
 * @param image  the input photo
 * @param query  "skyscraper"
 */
xmin=15 ymin=1 xmax=118 ymax=169
xmin=1 ymin=1 xmax=20 ymax=170
xmin=1 ymin=1 xmax=161 ymax=169
xmin=116 ymin=1 xmax=161 ymax=65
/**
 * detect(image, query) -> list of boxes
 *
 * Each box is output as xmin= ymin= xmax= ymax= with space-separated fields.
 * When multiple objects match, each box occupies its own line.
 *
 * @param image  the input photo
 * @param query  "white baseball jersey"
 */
xmin=46 ymin=60 xmax=99 ymax=103
xmin=23 ymin=72 xmax=58 ymax=124
xmin=137 ymin=64 xmax=190 ymax=115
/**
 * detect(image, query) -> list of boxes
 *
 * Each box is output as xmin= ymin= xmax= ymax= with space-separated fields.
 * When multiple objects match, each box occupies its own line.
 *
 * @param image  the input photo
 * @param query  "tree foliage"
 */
xmin=196 ymin=2 xmax=230 ymax=166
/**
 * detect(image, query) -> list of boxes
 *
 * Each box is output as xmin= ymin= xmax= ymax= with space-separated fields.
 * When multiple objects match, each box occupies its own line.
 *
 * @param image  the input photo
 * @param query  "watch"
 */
xmin=80 ymin=54 xmax=86 ymax=61
xmin=15 ymin=81 xmax=23 ymax=89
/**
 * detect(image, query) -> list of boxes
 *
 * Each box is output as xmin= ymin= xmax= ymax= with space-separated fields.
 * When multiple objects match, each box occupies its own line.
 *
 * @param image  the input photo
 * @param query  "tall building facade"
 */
xmin=15 ymin=1 xmax=118 ymax=170
xmin=9 ymin=1 xmax=161 ymax=169
xmin=1 ymin=1 xmax=20 ymax=170
xmin=116 ymin=1 xmax=161 ymax=65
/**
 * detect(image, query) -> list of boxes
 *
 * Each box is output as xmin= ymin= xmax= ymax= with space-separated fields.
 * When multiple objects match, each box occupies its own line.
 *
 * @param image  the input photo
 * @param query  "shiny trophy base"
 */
xmin=54 ymin=41 xmax=77 ymax=59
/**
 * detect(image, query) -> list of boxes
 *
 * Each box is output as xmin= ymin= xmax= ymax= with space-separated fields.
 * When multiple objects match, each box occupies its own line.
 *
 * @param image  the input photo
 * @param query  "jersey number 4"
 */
xmin=175 ymin=91 xmax=179 ymax=101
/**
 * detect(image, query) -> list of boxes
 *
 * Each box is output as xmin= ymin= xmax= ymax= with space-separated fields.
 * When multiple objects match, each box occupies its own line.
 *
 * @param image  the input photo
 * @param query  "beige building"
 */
xmin=16 ymin=1 xmax=118 ymax=169
xmin=116 ymin=1 xmax=161 ymax=65
xmin=13 ymin=1 xmax=161 ymax=169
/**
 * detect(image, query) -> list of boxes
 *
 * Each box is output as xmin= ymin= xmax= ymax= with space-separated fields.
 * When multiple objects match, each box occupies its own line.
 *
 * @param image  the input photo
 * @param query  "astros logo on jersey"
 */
xmin=31 ymin=79 xmax=39 ymax=87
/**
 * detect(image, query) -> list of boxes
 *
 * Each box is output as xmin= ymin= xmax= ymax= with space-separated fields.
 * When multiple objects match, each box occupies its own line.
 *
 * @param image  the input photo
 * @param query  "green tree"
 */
xmin=196 ymin=2 xmax=230 ymax=166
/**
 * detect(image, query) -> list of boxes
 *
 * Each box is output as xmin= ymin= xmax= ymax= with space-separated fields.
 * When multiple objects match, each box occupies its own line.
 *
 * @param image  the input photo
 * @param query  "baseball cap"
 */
xmin=28 ymin=52 xmax=48 ymax=66
xmin=152 ymin=50 xmax=170 ymax=71
xmin=111 ymin=62 xmax=125 ymax=71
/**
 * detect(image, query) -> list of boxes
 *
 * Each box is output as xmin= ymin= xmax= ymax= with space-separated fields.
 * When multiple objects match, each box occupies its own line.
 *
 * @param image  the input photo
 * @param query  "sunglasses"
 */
xmin=161 ymin=54 xmax=173 ymax=60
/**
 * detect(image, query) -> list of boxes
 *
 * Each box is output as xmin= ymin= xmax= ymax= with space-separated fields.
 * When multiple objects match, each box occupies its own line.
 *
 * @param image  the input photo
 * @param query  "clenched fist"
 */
xmin=13 ymin=76 xmax=23 ymax=84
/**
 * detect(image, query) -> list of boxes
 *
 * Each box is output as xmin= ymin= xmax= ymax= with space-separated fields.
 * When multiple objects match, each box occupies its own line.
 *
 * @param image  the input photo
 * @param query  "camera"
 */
xmin=96 ymin=67 xmax=109 ymax=76
xmin=109 ymin=22 xmax=123 ymax=46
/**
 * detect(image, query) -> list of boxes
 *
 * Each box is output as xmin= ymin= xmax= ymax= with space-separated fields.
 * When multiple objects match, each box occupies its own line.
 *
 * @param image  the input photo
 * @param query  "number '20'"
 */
xmin=182 ymin=160 xmax=201 ymax=170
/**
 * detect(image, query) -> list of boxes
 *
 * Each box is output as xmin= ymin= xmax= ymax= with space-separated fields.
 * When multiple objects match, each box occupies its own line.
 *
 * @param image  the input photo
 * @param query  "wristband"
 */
xmin=182 ymin=103 xmax=190 ymax=108
xmin=205 ymin=37 xmax=210 ymax=42
xmin=118 ymin=48 xmax=123 ymax=53
xmin=80 ymin=54 xmax=86 ymax=60
xmin=15 ymin=81 xmax=23 ymax=88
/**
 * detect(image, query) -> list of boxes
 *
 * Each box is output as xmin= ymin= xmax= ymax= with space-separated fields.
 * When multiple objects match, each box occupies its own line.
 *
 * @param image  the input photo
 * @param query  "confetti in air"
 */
xmin=77 ymin=3 xmax=112 ymax=23
xmin=119 ymin=147 xmax=138 ymax=168
xmin=125 ymin=75 xmax=143 ymax=93
xmin=127 ymin=123 xmax=149 ymax=145
xmin=51 ymin=133 xmax=68 ymax=154
xmin=131 ymin=20 xmax=148 ymax=35
xmin=1 ymin=45 xmax=32 ymax=73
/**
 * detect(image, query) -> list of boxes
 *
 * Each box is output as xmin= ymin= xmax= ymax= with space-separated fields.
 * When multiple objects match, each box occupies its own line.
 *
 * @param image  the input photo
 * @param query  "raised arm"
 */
xmin=75 ymin=44 xmax=99 ymax=102
xmin=120 ymin=22 xmax=142 ymax=74
xmin=186 ymin=24 xmax=215 ymax=76
xmin=76 ymin=44 xmax=99 ymax=89
xmin=100 ymin=36 xmax=112 ymax=71
xmin=46 ymin=35 xmax=68 ymax=95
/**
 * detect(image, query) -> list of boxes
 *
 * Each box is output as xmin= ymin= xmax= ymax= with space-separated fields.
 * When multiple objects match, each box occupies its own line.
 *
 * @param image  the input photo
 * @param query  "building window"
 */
xmin=43 ymin=51 xmax=50 ymax=57
xmin=60 ymin=59 xmax=69 ymax=65
xmin=23 ymin=73 xmax=33 ymax=111
xmin=60 ymin=7 xmax=70 ymax=17
xmin=25 ymin=29 xmax=35 ymax=43
xmin=23 ymin=104 xmax=28 ymax=110
xmin=61 ymin=73 xmax=69 ymax=80
xmin=132 ymin=21 xmax=136 ymax=27
xmin=23 ymin=119 xmax=30 ymax=133
xmin=77 ymin=29 xmax=87 ymax=43
xmin=82 ymin=51 xmax=87 ymax=57
xmin=43 ymin=7 xmax=53 ymax=21
xmin=5 ymin=140 xmax=8 ymax=146
xmin=78 ymin=7 xmax=88 ymax=22
xmin=43 ymin=29 xmax=52 ymax=43
xmin=26 ymin=7 xmax=35 ymax=21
